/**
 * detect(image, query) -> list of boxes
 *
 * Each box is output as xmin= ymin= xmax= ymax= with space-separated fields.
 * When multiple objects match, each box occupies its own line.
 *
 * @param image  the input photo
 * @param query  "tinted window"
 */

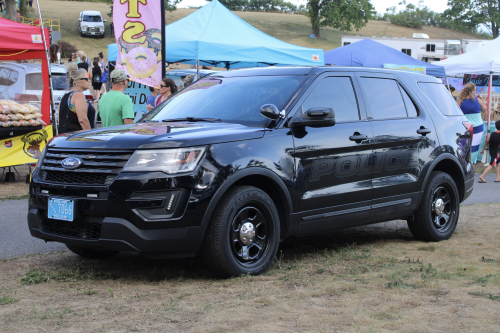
xmin=83 ymin=15 xmax=102 ymax=22
xmin=52 ymin=73 xmax=69 ymax=90
xmin=399 ymin=85 xmax=418 ymax=117
xmin=144 ymin=76 xmax=304 ymax=127
xmin=359 ymin=77 xmax=407 ymax=119
xmin=418 ymin=82 xmax=463 ymax=116
xmin=0 ymin=67 xmax=19 ymax=86
xmin=26 ymin=73 xmax=43 ymax=90
xmin=302 ymin=77 xmax=360 ymax=122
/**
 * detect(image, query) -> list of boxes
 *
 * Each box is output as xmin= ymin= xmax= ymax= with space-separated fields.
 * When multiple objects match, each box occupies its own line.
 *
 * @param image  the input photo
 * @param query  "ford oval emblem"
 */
xmin=61 ymin=157 xmax=83 ymax=170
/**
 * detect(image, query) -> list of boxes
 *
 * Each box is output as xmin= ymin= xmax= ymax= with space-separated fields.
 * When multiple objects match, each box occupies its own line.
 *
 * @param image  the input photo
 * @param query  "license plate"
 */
xmin=91 ymin=32 xmax=95 ymax=35
xmin=48 ymin=198 xmax=74 ymax=221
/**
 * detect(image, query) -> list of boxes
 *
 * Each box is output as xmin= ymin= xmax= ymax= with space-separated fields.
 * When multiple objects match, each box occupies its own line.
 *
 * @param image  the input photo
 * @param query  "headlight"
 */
xmin=123 ymin=147 xmax=206 ymax=174
xmin=82 ymin=25 xmax=88 ymax=31
xmin=99 ymin=27 xmax=104 ymax=32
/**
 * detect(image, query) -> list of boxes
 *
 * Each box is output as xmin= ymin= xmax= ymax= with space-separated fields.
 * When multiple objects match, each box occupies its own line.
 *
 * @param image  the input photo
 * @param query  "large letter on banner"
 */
xmin=113 ymin=0 xmax=162 ymax=87
xmin=0 ymin=126 xmax=53 ymax=168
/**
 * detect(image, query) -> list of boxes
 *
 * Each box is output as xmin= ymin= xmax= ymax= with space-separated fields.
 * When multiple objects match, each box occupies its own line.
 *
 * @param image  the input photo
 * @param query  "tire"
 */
xmin=408 ymin=172 xmax=460 ymax=241
xmin=202 ymin=186 xmax=280 ymax=278
xmin=66 ymin=244 xmax=119 ymax=259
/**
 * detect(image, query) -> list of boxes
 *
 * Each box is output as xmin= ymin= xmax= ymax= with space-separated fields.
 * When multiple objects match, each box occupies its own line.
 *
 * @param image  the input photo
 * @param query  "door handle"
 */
xmin=417 ymin=127 xmax=431 ymax=136
xmin=349 ymin=133 xmax=368 ymax=142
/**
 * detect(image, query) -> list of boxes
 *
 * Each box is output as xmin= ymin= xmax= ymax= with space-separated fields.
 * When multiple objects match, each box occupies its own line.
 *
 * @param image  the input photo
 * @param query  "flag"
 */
xmin=0 ymin=126 xmax=53 ymax=168
xmin=113 ymin=0 xmax=163 ymax=87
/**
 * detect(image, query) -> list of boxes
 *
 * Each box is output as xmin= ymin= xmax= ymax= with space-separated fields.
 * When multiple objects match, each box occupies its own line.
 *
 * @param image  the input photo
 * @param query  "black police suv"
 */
xmin=28 ymin=66 xmax=474 ymax=277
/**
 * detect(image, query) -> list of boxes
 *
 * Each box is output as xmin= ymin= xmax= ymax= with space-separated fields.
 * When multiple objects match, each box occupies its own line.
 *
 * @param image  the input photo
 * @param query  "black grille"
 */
xmin=40 ymin=149 xmax=132 ymax=186
xmin=40 ymin=215 xmax=103 ymax=240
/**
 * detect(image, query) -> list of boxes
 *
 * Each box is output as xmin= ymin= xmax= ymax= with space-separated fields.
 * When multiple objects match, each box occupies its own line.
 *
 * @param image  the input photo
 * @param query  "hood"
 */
xmin=48 ymin=121 xmax=265 ymax=150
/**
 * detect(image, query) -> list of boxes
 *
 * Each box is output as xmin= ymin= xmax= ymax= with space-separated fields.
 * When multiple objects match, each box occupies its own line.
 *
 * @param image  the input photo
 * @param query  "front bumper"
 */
xmin=28 ymin=208 xmax=206 ymax=258
xmin=82 ymin=30 xmax=104 ymax=36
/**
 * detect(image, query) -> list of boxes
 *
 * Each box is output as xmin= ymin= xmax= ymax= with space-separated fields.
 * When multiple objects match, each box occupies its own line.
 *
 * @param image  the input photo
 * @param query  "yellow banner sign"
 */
xmin=0 ymin=125 xmax=53 ymax=168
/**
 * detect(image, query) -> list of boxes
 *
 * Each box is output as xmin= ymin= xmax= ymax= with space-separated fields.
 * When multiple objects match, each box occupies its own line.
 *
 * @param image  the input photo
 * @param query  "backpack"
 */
xmin=92 ymin=71 xmax=102 ymax=84
xmin=102 ymin=67 xmax=108 ymax=83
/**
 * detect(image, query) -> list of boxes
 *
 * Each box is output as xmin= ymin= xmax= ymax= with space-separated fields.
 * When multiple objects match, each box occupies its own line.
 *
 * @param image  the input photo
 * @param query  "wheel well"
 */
xmin=431 ymin=159 xmax=465 ymax=201
xmin=232 ymin=175 xmax=291 ymax=238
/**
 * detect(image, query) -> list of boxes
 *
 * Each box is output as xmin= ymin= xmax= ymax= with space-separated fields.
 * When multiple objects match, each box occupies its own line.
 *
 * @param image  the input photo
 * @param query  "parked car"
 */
xmin=28 ymin=66 xmax=474 ymax=277
xmin=0 ymin=62 xmax=93 ymax=120
xmin=78 ymin=11 xmax=106 ymax=38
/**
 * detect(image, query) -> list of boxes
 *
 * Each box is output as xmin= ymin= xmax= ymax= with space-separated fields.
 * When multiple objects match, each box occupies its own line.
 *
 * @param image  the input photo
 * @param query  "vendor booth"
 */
xmin=0 ymin=17 xmax=53 ymax=171
xmin=324 ymin=39 xmax=447 ymax=78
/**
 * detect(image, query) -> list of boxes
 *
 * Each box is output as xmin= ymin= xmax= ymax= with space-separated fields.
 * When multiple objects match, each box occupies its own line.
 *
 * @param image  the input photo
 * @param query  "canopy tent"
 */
xmin=112 ymin=0 xmax=323 ymax=68
xmin=324 ymin=39 xmax=447 ymax=78
xmin=0 ymin=17 xmax=51 ymax=125
xmin=437 ymin=37 xmax=500 ymax=76
xmin=108 ymin=43 xmax=119 ymax=62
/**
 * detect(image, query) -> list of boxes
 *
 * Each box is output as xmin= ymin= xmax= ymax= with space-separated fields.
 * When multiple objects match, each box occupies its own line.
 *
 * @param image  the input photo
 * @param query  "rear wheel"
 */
xmin=202 ymin=186 xmax=280 ymax=277
xmin=66 ymin=244 xmax=119 ymax=259
xmin=408 ymin=172 xmax=459 ymax=241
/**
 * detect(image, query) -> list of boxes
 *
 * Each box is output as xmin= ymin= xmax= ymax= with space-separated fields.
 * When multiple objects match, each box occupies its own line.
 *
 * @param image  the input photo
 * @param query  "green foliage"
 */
xmin=207 ymin=0 xmax=298 ymax=12
xmin=0 ymin=194 xmax=29 ymax=201
xmin=0 ymin=295 xmax=18 ymax=305
xmin=443 ymin=0 xmax=499 ymax=38
xmin=307 ymin=0 xmax=375 ymax=38
xmin=21 ymin=269 xmax=114 ymax=285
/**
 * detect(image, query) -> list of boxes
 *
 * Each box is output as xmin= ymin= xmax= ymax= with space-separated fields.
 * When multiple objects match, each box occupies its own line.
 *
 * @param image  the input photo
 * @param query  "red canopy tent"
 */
xmin=0 ymin=17 xmax=51 ymax=125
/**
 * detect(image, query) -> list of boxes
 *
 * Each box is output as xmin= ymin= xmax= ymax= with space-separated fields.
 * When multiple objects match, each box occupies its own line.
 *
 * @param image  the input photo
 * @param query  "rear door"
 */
xmin=355 ymin=73 xmax=439 ymax=223
xmin=291 ymin=72 xmax=375 ymax=235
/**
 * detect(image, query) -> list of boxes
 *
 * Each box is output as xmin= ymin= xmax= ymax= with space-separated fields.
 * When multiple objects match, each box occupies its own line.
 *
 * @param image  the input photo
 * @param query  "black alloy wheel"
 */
xmin=202 ymin=186 xmax=280 ymax=277
xmin=408 ymin=171 xmax=459 ymax=241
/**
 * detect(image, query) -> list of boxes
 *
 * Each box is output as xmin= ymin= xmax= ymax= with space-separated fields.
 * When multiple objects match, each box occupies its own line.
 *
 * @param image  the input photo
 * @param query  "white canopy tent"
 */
xmin=438 ymin=37 xmax=500 ymax=142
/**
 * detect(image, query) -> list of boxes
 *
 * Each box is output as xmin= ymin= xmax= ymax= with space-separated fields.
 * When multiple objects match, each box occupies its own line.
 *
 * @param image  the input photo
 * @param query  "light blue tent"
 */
xmin=324 ymin=39 xmax=446 ymax=78
xmin=108 ymin=0 xmax=324 ymax=68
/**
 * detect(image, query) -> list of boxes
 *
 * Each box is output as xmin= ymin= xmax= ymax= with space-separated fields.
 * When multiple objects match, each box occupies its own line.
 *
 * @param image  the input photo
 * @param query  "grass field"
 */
xmin=31 ymin=0 xmax=483 ymax=62
xmin=0 ymin=203 xmax=499 ymax=331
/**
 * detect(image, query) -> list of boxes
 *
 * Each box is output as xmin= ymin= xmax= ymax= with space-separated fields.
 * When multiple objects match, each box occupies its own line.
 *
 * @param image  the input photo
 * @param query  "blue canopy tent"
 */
xmin=109 ymin=0 xmax=323 ymax=69
xmin=325 ymin=39 xmax=446 ymax=78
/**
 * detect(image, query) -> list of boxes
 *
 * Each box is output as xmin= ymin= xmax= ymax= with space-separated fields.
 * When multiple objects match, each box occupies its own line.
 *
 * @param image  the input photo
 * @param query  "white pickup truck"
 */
xmin=78 ymin=11 xmax=106 ymax=38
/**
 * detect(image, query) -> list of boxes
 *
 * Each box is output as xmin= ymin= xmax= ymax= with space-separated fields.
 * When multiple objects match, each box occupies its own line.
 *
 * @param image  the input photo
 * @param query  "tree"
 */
xmin=307 ymin=0 xmax=375 ymax=38
xmin=4 ymin=0 xmax=17 ymax=21
xmin=443 ymin=0 xmax=500 ymax=38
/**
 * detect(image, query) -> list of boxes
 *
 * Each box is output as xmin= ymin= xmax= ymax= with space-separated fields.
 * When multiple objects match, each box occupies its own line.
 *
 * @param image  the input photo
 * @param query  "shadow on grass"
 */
xmin=30 ymin=220 xmax=414 ymax=282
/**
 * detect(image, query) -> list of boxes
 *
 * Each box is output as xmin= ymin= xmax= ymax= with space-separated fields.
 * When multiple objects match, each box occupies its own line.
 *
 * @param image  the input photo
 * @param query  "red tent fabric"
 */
xmin=0 ymin=17 xmax=51 ymax=125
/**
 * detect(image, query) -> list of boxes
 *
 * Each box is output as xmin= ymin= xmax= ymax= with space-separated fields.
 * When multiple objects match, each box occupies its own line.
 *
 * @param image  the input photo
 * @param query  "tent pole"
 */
xmin=445 ymin=77 xmax=451 ymax=90
xmin=485 ymin=72 xmax=493 ymax=165
xmin=197 ymin=60 xmax=199 ymax=78
xmin=35 ymin=0 xmax=58 ymax=136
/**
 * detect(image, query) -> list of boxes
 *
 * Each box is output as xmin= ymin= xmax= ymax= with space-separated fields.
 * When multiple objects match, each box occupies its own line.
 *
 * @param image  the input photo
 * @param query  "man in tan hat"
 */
xmin=98 ymin=69 xmax=134 ymax=127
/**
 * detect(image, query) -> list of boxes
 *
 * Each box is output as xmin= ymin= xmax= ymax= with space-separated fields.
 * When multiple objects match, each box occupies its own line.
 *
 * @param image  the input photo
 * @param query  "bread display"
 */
xmin=0 ymin=100 xmax=43 ymax=128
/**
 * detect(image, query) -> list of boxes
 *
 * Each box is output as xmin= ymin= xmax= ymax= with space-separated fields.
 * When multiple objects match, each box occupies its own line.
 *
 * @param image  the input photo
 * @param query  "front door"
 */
xmin=291 ymin=73 xmax=375 ymax=235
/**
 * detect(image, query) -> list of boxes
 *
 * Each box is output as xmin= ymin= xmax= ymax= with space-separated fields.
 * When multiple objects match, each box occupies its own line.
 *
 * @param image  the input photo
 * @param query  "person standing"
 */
xmin=457 ymin=82 xmax=486 ymax=164
xmin=155 ymin=78 xmax=178 ymax=106
xmin=0 ymin=1 xmax=4 ymax=13
xmin=478 ymin=120 xmax=500 ymax=183
xmin=90 ymin=60 xmax=103 ymax=101
xmin=97 ymin=69 xmax=134 ymax=127
xmin=145 ymin=86 xmax=158 ymax=112
xmin=77 ymin=56 xmax=89 ymax=72
xmin=58 ymin=63 xmax=96 ymax=133
xmin=28 ymin=0 xmax=33 ymax=8
xmin=98 ymin=52 xmax=107 ymax=95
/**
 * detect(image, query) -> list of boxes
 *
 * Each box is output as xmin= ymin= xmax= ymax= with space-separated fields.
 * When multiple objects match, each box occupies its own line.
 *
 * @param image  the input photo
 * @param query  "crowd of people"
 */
xmin=59 ymin=55 xmax=197 ymax=135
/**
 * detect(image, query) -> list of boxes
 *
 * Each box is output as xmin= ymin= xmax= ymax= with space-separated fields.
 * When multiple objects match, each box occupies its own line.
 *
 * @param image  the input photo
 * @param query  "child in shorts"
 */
xmin=478 ymin=120 xmax=500 ymax=183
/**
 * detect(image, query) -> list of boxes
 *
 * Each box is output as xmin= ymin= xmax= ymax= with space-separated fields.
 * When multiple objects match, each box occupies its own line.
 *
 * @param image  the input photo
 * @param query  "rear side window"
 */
xmin=418 ymin=82 xmax=463 ymax=116
xmin=359 ymin=77 xmax=407 ymax=119
xmin=399 ymin=86 xmax=418 ymax=117
xmin=26 ymin=73 xmax=43 ymax=90
xmin=302 ymin=76 xmax=360 ymax=122
xmin=0 ymin=67 xmax=19 ymax=86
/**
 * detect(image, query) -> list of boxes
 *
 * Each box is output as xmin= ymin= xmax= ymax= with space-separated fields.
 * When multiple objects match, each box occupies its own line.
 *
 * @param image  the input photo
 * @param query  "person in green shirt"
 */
xmin=97 ymin=69 xmax=134 ymax=127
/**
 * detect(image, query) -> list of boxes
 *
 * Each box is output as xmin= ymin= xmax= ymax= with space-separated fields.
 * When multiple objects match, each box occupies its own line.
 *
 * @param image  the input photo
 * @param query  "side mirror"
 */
xmin=289 ymin=107 xmax=335 ymax=128
xmin=260 ymin=104 xmax=280 ymax=120
xmin=103 ymin=19 xmax=107 ymax=22
xmin=78 ymin=19 xmax=81 ymax=22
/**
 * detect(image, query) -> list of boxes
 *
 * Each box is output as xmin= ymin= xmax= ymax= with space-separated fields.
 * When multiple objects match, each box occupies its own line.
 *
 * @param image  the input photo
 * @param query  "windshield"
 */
xmin=52 ymin=73 xmax=69 ymax=90
xmin=143 ymin=76 xmax=304 ymax=127
xmin=83 ymin=15 xmax=102 ymax=22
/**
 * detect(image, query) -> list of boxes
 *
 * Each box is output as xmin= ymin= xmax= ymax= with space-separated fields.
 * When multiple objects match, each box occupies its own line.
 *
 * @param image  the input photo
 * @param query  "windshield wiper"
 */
xmin=144 ymin=120 xmax=159 ymax=123
xmin=161 ymin=117 xmax=221 ymax=123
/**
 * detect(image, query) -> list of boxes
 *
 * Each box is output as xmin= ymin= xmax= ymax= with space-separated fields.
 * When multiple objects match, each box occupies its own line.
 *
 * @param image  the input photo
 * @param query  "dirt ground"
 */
xmin=0 ymin=165 xmax=30 ymax=199
xmin=0 ymin=203 xmax=499 ymax=332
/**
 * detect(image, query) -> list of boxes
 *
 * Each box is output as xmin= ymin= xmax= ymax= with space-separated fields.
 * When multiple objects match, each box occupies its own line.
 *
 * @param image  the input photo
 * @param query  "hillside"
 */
xmin=37 ymin=0 xmax=483 ymax=60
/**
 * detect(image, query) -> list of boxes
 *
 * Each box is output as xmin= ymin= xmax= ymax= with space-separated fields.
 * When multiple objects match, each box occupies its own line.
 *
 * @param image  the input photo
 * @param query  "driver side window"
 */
xmin=302 ymin=76 xmax=360 ymax=122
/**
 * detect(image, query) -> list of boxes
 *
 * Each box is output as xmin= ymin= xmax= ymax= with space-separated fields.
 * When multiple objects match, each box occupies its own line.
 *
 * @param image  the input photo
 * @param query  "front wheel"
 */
xmin=202 ymin=186 xmax=280 ymax=277
xmin=408 ymin=172 xmax=460 ymax=241
xmin=66 ymin=244 xmax=119 ymax=259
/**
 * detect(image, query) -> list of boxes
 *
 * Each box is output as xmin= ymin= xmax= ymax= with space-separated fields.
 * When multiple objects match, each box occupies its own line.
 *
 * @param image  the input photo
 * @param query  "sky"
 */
xmin=178 ymin=0 xmax=451 ymax=15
